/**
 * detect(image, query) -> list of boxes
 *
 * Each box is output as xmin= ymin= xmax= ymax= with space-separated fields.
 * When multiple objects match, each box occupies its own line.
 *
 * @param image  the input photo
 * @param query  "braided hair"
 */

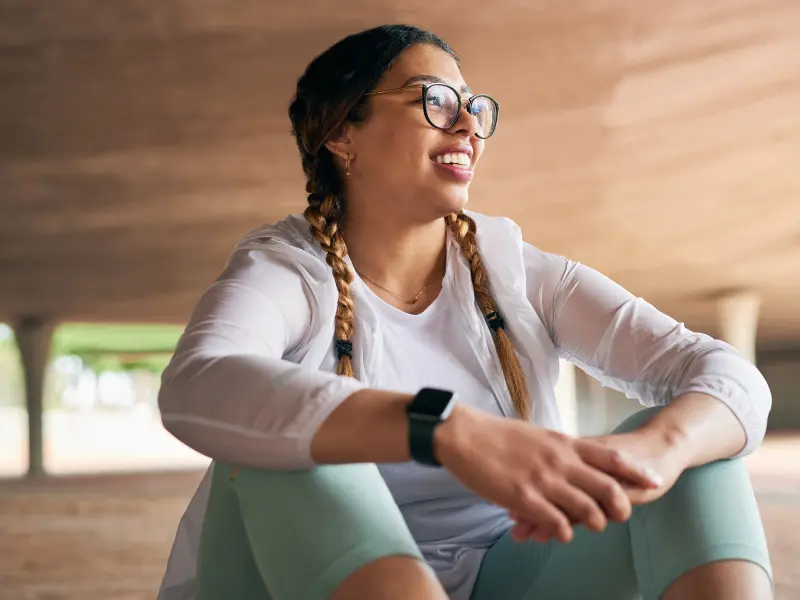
xmin=288 ymin=25 xmax=531 ymax=418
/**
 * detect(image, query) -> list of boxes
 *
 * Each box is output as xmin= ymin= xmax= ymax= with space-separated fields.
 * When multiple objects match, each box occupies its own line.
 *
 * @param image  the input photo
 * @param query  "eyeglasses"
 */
xmin=364 ymin=83 xmax=499 ymax=139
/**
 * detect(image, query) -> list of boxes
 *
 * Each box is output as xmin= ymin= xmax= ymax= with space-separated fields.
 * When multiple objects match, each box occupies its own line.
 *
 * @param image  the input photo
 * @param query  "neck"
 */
xmin=341 ymin=209 xmax=448 ymax=297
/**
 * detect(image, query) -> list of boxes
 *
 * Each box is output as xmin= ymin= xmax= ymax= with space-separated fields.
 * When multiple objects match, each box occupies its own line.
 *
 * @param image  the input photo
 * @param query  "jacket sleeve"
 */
xmin=158 ymin=247 xmax=366 ymax=470
xmin=524 ymin=244 xmax=771 ymax=458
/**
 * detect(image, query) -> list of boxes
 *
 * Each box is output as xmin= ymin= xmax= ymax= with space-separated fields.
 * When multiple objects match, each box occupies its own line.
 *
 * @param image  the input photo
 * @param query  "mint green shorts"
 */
xmin=196 ymin=408 xmax=773 ymax=600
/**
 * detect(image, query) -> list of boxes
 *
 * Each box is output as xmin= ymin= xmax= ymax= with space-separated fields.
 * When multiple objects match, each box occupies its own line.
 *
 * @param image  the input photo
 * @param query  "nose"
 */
xmin=450 ymin=97 xmax=480 ymax=138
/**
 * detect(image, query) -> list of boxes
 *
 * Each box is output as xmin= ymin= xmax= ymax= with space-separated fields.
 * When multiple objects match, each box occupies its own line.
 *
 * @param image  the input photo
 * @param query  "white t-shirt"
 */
xmin=353 ymin=275 xmax=511 ymax=599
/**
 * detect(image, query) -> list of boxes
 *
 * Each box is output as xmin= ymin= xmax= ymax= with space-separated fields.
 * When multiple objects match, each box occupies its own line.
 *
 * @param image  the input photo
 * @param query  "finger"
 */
xmin=511 ymin=512 xmax=567 ymax=544
xmin=514 ymin=487 xmax=573 ymax=543
xmin=621 ymin=483 xmax=655 ymax=506
xmin=576 ymin=440 xmax=663 ymax=489
xmin=513 ymin=521 xmax=555 ymax=544
xmin=546 ymin=480 xmax=608 ymax=533
xmin=570 ymin=465 xmax=632 ymax=522
xmin=531 ymin=528 xmax=553 ymax=544
xmin=511 ymin=521 xmax=536 ymax=542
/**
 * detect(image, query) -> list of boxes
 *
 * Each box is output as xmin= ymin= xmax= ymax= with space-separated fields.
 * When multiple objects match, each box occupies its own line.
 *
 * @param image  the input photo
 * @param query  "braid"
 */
xmin=288 ymin=25 xmax=461 ymax=382
xmin=303 ymin=163 xmax=356 ymax=377
xmin=446 ymin=212 xmax=531 ymax=420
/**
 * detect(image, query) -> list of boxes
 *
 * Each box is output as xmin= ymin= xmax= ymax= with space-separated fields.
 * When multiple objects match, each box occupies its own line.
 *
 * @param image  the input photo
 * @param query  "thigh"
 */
xmin=628 ymin=456 xmax=772 ymax=598
xmin=197 ymin=463 xmax=270 ymax=600
xmin=471 ymin=521 xmax=641 ymax=600
xmin=610 ymin=407 xmax=772 ymax=597
xmin=472 ymin=408 xmax=773 ymax=600
xmin=201 ymin=461 xmax=423 ymax=600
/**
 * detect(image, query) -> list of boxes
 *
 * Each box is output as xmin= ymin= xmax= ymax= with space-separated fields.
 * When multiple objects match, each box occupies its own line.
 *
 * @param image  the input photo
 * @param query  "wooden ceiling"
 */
xmin=1 ymin=0 xmax=799 ymax=340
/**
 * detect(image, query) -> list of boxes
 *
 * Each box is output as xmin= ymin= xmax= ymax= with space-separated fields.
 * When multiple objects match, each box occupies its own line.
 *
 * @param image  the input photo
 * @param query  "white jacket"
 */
xmin=157 ymin=211 xmax=771 ymax=600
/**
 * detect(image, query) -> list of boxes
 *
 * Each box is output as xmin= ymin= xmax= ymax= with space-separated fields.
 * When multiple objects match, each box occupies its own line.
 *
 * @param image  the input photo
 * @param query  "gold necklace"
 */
xmin=355 ymin=269 xmax=428 ymax=305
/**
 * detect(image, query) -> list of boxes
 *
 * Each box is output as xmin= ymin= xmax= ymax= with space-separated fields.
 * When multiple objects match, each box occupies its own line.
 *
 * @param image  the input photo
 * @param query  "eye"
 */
xmin=426 ymin=94 xmax=445 ymax=108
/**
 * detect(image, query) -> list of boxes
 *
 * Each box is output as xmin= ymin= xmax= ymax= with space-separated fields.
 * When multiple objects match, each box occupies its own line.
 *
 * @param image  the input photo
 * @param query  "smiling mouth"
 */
xmin=432 ymin=152 xmax=472 ymax=169
xmin=431 ymin=154 xmax=474 ymax=183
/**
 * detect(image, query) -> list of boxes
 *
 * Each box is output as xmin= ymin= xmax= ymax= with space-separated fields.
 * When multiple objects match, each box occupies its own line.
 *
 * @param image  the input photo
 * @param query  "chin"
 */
xmin=427 ymin=187 xmax=469 ymax=218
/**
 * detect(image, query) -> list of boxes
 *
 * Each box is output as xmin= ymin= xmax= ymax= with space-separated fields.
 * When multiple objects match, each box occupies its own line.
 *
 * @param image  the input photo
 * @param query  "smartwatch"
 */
xmin=406 ymin=387 xmax=458 ymax=467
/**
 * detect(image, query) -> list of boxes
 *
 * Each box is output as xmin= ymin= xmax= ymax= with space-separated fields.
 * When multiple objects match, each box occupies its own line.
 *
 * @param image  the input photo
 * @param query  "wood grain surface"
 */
xmin=1 ymin=1 xmax=799 ymax=338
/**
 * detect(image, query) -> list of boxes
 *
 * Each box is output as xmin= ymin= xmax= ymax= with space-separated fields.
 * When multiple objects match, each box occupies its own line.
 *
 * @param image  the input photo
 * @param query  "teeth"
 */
xmin=435 ymin=152 xmax=471 ymax=166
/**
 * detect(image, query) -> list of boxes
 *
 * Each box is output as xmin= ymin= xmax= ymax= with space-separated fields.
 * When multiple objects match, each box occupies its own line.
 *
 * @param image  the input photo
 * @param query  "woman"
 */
xmin=157 ymin=25 xmax=773 ymax=600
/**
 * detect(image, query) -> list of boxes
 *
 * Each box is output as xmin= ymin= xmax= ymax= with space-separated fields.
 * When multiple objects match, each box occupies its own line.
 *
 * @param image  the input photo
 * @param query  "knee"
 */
xmin=221 ymin=462 xmax=387 ymax=499
xmin=208 ymin=462 xmax=428 ymax=600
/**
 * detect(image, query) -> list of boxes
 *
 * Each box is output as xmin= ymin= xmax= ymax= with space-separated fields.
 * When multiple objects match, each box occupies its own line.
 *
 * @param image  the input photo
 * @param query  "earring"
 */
xmin=345 ymin=155 xmax=351 ymax=176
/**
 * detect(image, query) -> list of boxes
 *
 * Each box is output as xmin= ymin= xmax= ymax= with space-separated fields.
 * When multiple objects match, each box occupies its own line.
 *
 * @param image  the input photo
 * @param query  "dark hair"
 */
xmin=288 ymin=25 xmax=531 ymax=419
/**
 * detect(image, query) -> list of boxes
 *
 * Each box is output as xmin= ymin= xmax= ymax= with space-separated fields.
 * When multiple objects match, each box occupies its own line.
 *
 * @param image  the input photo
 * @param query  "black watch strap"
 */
xmin=407 ymin=388 xmax=456 ymax=467
xmin=409 ymin=417 xmax=440 ymax=466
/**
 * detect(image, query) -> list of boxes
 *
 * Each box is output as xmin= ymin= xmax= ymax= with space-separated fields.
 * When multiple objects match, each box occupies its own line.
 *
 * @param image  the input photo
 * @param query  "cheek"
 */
xmin=473 ymin=141 xmax=485 ymax=164
xmin=366 ymin=129 xmax=434 ymax=177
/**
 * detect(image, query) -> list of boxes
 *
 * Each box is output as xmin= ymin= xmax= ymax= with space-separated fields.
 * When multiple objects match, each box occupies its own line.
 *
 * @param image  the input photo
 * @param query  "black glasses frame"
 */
xmin=365 ymin=83 xmax=500 ymax=139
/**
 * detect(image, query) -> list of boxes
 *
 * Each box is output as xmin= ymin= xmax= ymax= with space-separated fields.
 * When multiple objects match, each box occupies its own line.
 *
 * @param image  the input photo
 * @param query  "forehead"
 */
xmin=379 ymin=44 xmax=467 ymax=91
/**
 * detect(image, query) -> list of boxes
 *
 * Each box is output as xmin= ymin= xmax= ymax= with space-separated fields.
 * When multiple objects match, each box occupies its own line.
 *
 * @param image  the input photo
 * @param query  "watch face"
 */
xmin=410 ymin=388 xmax=456 ymax=419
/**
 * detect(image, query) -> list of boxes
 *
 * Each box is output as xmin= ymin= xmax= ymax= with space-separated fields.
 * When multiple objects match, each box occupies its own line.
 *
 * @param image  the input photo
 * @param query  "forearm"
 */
xmin=160 ymin=351 xmax=368 ymax=470
xmin=310 ymin=388 xmax=416 ymax=464
xmin=640 ymin=392 xmax=747 ymax=468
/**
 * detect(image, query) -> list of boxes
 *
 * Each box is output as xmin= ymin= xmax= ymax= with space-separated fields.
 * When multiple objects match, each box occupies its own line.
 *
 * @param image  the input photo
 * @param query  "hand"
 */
xmin=435 ymin=405 xmax=664 ymax=544
xmin=587 ymin=427 xmax=689 ymax=505
xmin=508 ymin=426 xmax=687 ymax=543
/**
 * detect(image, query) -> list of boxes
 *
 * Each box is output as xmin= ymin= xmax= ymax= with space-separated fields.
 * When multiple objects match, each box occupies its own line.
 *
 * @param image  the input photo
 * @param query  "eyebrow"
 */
xmin=401 ymin=75 xmax=472 ymax=95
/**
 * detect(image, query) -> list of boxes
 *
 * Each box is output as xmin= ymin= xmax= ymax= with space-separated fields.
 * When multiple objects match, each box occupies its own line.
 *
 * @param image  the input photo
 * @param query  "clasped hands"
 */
xmin=435 ymin=404 xmax=691 ymax=545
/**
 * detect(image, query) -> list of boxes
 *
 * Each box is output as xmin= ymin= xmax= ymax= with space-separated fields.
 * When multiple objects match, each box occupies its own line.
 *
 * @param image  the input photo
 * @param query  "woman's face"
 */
xmin=333 ymin=44 xmax=487 ymax=224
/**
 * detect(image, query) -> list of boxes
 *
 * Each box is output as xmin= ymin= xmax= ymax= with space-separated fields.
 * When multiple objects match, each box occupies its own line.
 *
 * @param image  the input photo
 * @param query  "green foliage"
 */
xmin=52 ymin=323 xmax=183 ymax=373
xmin=0 ymin=322 xmax=185 ymax=408
xmin=53 ymin=323 xmax=183 ymax=355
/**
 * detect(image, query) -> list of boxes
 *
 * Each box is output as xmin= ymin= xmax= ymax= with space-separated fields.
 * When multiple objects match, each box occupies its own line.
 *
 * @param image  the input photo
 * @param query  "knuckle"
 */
xmin=528 ymin=468 xmax=548 ymax=488
xmin=608 ymin=449 xmax=625 ymax=468
xmin=615 ymin=493 xmax=633 ymax=516
xmin=608 ymin=491 xmax=631 ymax=518
xmin=510 ymin=480 xmax=532 ymax=501
xmin=537 ymin=472 xmax=563 ymax=494
xmin=581 ymin=500 xmax=599 ymax=520
xmin=601 ymin=480 xmax=621 ymax=499
xmin=548 ymin=510 xmax=568 ymax=529
xmin=543 ymin=450 xmax=567 ymax=471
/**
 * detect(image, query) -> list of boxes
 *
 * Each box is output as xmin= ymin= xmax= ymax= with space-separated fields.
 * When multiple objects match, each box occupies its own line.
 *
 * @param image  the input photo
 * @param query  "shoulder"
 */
xmin=466 ymin=210 xmax=572 ymax=281
xmin=232 ymin=213 xmax=323 ymax=261
xmin=204 ymin=214 xmax=331 ymax=346
xmin=522 ymin=243 xmax=572 ymax=279
xmin=223 ymin=213 xmax=329 ymax=286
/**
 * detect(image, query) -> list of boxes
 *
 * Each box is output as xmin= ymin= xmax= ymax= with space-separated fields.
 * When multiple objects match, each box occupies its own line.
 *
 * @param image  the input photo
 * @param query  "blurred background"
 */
xmin=1 ymin=1 xmax=799 ymax=598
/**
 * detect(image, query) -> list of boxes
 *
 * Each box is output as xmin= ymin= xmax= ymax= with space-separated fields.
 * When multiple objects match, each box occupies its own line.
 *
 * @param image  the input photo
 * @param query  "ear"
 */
xmin=323 ymin=121 xmax=357 ymax=163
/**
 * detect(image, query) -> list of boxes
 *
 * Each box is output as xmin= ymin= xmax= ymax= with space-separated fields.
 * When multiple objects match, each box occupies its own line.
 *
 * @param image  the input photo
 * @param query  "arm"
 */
xmin=524 ymin=245 xmax=772 ymax=461
xmin=641 ymin=391 xmax=747 ymax=468
xmin=158 ymin=246 xmax=414 ymax=470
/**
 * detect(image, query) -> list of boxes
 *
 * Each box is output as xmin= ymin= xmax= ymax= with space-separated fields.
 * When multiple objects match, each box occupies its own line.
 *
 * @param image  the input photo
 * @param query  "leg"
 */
xmin=471 ymin=408 xmax=773 ymax=600
xmin=471 ymin=512 xmax=640 ymax=599
xmin=661 ymin=560 xmax=773 ymax=600
xmin=614 ymin=408 xmax=773 ymax=600
xmin=197 ymin=461 xmax=446 ymax=600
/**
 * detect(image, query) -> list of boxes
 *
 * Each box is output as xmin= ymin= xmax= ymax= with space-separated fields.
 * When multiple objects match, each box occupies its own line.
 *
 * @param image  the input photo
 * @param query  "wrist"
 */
xmin=639 ymin=420 xmax=693 ymax=467
xmin=433 ymin=403 xmax=477 ymax=467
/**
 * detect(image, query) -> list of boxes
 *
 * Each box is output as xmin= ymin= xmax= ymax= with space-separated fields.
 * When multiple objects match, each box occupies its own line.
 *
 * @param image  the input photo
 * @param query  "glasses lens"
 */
xmin=424 ymin=84 xmax=460 ymax=129
xmin=470 ymin=95 xmax=498 ymax=139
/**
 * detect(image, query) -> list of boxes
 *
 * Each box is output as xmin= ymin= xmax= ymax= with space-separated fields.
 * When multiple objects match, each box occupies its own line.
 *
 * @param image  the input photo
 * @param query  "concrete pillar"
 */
xmin=555 ymin=359 xmax=579 ymax=436
xmin=13 ymin=316 xmax=54 ymax=478
xmin=717 ymin=290 xmax=761 ymax=363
